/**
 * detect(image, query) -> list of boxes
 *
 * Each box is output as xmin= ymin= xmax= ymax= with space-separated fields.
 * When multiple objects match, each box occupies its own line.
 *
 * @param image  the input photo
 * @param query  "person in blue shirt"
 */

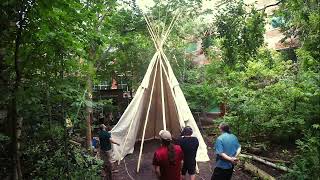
xmin=212 ymin=122 xmax=240 ymax=180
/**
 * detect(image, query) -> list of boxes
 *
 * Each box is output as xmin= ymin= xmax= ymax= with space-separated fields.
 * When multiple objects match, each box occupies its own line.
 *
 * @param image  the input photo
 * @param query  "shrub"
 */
xmin=283 ymin=126 xmax=320 ymax=179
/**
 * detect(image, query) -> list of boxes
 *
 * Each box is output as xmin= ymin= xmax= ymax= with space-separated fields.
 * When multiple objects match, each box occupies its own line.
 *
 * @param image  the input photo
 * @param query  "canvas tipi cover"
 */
xmin=110 ymin=15 xmax=210 ymax=171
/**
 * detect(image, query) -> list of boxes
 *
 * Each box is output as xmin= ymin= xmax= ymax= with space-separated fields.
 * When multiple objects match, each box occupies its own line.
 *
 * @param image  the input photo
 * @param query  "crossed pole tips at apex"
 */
xmin=143 ymin=10 xmax=181 ymax=51
xmin=135 ymin=10 xmax=181 ymax=173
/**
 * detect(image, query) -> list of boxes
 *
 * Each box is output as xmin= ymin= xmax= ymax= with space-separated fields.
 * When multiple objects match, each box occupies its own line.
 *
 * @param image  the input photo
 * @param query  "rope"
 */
xmin=123 ymin=158 xmax=135 ymax=180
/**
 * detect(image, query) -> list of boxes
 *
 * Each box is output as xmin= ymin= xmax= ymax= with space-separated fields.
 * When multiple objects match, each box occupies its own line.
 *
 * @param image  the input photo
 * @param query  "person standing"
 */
xmin=99 ymin=124 xmax=120 ymax=180
xmin=211 ymin=122 xmax=240 ymax=180
xmin=153 ymin=130 xmax=184 ymax=180
xmin=178 ymin=126 xmax=199 ymax=180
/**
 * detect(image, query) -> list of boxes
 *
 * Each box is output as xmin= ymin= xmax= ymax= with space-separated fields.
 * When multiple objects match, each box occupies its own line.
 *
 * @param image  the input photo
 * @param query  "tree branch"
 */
xmin=258 ymin=1 xmax=282 ymax=11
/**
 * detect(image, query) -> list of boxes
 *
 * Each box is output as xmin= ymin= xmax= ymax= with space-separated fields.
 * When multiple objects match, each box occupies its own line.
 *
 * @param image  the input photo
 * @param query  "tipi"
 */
xmin=110 ymin=13 xmax=210 ymax=172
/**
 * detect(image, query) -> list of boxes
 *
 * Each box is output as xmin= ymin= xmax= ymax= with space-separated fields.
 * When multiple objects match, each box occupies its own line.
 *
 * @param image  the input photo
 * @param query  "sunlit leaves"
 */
xmin=212 ymin=1 xmax=265 ymax=67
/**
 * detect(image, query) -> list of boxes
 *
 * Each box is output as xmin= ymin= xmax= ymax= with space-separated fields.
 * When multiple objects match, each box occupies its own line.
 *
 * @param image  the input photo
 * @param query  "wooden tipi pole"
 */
xmin=159 ymin=54 xmax=185 ymax=126
xmin=136 ymin=55 xmax=160 ymax=172
xmin=118 ymin=53 xmax=159 ymax=165
xmin=159 ymin=53 xmax=167 ymax=130
xmin=136 ymin=11 xmax=180 ymax=172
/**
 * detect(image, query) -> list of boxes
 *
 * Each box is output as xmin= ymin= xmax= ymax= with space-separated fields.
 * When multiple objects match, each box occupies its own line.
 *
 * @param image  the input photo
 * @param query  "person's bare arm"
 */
xmin=220 ymin=153 xmax=238 ymax=164
xmin=110 ymin=138 xmax=120 ymax=146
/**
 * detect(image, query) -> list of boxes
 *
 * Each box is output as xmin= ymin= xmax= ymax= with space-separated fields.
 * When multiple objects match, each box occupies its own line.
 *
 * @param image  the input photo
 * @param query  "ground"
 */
xmin=112 ymin=139 xmax=252 ymax=180
xmin=110 ymin=121 xmax=294 ymax=180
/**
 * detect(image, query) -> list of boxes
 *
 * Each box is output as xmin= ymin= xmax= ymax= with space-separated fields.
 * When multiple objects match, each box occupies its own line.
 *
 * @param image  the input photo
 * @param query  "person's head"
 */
xmin=219 ymin=122 xmax=230 ymax=133
xmin=99 ymin=124 xmax=107 ymax=131
xmin=159 ymin=130 xmax=172 ymax=141
xmin=181 ymin=126 xmax=193 ymax=136
xmin=159 ymin=130 xmax=176 ymax=165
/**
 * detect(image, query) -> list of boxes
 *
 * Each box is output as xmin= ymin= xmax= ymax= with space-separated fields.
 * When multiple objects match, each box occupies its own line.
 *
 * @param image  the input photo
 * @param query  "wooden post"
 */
xmin=159 ymin=50 xmax=185 ymax=124
xmin=159 ymin=54 xmax=184 ymax=126
xmin=118 ymin=53 xmax=159 ymax=165
xmin=137 ymin=56 xmax=160 ymax=172
xmin=117 ymin=101 xmax=137 ymax=165
xmin=117 ymin=88 xmax=144 ymax=165
xmin=159 ymin=56 xmax=166 ymax=130
xmin=145 ymin=15 xmax=185 ymax=126
xmin=86 ymin=78 xmax=93 ymax=151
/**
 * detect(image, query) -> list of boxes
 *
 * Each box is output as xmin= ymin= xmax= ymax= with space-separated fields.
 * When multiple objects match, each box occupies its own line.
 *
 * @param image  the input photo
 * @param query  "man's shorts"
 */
xmin=182 ymin=161 xmax=196 ymax=175
xmin=100 ymin=150 xmax=112 ymax=166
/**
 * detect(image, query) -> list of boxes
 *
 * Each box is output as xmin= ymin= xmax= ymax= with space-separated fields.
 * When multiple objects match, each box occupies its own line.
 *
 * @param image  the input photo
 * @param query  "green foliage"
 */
xmin=283 ymin=127 xmax=320 ymax=179
xmin=1 ymin=0 xmax=318 ymax=178
xmin=275 ymin=0 xmax=320 ymax=59
xmin=182 ymin=67 xmax=216 ymax=112
xmin=0 ymin=133 xmax=10 ymax=142
xmin=199 ymin=1 xmax=320 ymax=177
xmin=211 ymin=1 xmax=265 ymax=67
xmin=202 ymin=0 xmax=320 ymax=142
xmin=23 ymin=124 xmax=102 ymax=179
xmin=1 ymin=0 xmax=207 ymax=178
xmin=208 ymin=47 xmax=316 ymax=138
xmin=0 ymin=133 xmax=10 ymax=177
xmin=142 ymin=0 xmax=210 ymax=83
xmin=1 ymin=0 xmax=118 ymax=178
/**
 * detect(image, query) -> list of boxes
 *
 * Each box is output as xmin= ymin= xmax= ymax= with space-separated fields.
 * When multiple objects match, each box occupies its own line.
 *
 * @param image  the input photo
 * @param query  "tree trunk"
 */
xmin=240 ymin=154 xmax=293 ymax=172
xmin=86 ymin=44 xmax=96 ymax=152
xmin=86 ymin=77 xmax=93 ymax=151
xmin=243 ymin=162 xmax=276 ymax=180
xmin=13 ymin=117 xmax=23 ymax=180
xmin=11 ymin=6 xmax=23 ymax=179
xmin=86 ymin=48 xmax=94 ymax=151
xmin=219 ymin=103 xmax=226 ymax=116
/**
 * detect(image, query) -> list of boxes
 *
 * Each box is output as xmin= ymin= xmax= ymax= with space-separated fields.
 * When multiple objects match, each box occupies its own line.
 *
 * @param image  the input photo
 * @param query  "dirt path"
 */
xmin=112 ymin=140 xmax=252 ymax=180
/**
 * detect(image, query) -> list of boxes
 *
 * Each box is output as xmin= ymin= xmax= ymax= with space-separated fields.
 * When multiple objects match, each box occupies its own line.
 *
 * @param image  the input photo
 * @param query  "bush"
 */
xmin=283 ymin=126 xmax=320 ymax=179
xmin=0 ymin=133 xmax=11 ymax=178
xmin=22 ymin=124 xmax=102 ymax=179
xmin=30 ymin=145 xmax=102 ymax=179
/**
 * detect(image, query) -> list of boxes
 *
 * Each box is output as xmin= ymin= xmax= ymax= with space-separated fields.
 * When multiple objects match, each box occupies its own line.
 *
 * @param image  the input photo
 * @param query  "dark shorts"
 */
xmin=182 ymin=161 xmax=196 ymax=175
xmin=100 ymin=150 xmax=111 ymax=166
xmin=211 ymin=167 xmax=234 ymax=180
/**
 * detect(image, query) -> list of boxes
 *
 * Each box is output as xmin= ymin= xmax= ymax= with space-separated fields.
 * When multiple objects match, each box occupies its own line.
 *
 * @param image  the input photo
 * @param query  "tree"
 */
xmin=0 ymin=0 xmax=116 ymax=178
xmin=211 ymin=1 xmax=265 ymax=68
xmin=202 ymin=0 xmax=319 ymax=143
xmin=275 ymin=0 xmax=320 ymax=60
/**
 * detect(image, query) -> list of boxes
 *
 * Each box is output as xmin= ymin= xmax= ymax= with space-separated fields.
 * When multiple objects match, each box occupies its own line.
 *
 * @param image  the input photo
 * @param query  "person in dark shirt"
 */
xmin=153 ymin=130 xmax=184 ymax=180
xmin=178 ymin=126 xmax=199 ymax=180
xmin=98 ymin=124 xmax=119 ymax=179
